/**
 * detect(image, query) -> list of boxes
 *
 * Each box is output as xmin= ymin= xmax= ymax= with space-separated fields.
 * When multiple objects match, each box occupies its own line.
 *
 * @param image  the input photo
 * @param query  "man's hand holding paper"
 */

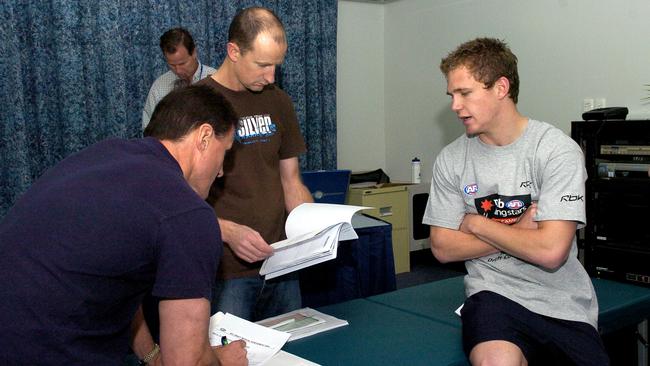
xmin=259 ymin=203 xmax=369 ymax=279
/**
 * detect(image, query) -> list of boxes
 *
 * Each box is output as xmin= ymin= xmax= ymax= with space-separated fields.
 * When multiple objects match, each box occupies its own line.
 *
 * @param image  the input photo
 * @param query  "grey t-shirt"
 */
xmin=423 ymin=119 xmax=598 ymax=329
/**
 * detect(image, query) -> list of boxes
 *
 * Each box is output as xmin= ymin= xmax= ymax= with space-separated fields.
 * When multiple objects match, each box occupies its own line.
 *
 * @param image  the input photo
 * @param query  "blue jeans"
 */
xmin=211 ymin=274 xmax=301 ymax=321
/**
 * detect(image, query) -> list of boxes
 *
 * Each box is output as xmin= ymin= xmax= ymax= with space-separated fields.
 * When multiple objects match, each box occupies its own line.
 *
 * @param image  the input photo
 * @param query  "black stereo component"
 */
xmin=582 ymin=107 xmax=628 ymax=121
xmin=572 ymin=120 xmax=650 ymax=287
xmin=597 ymin=162 xmax=650 ymax=178
xmin=585 ymin=179 xmax=650 ymax=285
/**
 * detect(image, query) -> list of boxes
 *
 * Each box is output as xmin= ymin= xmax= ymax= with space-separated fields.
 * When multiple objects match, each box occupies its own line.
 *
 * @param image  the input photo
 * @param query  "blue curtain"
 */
xmin=0 ymin=0 xmax=337 ymax=218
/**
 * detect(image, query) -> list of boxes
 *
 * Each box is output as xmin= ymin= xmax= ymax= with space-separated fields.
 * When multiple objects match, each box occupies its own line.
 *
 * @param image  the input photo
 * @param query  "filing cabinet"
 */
xmin=347 ymin=184 xmax=410 ymax=273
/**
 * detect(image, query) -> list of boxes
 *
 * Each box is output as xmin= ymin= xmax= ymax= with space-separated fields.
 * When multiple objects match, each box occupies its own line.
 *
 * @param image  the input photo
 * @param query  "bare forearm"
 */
xmin=130 ymin=305 xmax=160 ymax=364
xmin=160 ymin=345 xmax=217 ymax=366
xmin=279 ymin=157 xmax=312 ymax=212
xmin=283 ymin=182 xmax=313 ymax=212
xmin=217 ymin=218 xmax=236 ymax=244
xmin=215 ymin=217 xmax=272 ymax=262
xmin=159 ymin=299 xmax=219 ymax=365
xmin=464 ymin=215 xmax=575 ymax=269
xmin=430 ymin=226 xmax=499 ymax=263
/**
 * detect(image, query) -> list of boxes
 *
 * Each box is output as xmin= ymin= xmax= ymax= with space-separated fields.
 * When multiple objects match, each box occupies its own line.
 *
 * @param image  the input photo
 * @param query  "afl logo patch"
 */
xmin=506 ymin=200 xmax=524 ymax=209
xmin=464 ymin=184 xmax=478 ymax=195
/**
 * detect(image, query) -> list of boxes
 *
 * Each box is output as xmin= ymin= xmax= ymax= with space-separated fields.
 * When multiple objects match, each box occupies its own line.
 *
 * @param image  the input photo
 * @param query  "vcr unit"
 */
xmin=571 ymin=120 xmax=650 ymax=286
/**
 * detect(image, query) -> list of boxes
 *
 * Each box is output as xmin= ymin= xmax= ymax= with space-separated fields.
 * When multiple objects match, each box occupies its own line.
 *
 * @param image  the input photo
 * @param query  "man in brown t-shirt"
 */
xmin=198 ymin=6 xmax=313 ymax=321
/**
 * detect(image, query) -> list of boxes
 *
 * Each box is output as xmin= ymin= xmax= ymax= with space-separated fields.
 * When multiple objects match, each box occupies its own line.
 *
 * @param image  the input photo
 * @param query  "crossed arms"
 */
xmin=430 ymin=203 xmax=577 ymax=271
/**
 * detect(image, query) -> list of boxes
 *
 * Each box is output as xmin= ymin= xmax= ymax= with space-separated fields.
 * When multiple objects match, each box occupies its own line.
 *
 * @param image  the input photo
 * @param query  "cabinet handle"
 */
xmin=379 ymin=206 xmax=393 ymax=217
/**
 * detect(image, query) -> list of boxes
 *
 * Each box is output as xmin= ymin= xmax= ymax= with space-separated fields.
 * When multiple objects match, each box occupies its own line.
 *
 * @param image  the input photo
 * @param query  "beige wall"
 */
xmin=336 ymin=1 xmax=386 ymax=173
xmin=337 ymin=0 xmax=650 ymax=183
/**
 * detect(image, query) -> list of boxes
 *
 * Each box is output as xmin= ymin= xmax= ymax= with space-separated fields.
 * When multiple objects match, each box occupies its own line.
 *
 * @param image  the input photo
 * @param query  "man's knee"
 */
xmin=469 ymin=340 xmax=527 ymax=366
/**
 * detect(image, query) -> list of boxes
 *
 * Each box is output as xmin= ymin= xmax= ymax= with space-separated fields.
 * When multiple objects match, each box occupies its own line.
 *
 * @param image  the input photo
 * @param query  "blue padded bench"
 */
xmin=285 ymin=275 xmax=650 ymax=365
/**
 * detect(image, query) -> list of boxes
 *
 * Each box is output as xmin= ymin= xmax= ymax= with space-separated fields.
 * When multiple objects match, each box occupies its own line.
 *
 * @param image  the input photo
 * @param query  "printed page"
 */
xmin=261 ymin=248 xmax=337 ymax=280
xmin=209 ymin=312 xmax=290 ymax=366
xmin=260 ymin=224 xmax=341 ymax=279
xmin=260 ymin=203 xmax=369 ymax=280
xmin=267 ymin=224 xmax=341 ymax=267
xmin=270 ymin=223 xmax=339 ymax=251
xmin=284 ymin=203 xmax=369 ymax=241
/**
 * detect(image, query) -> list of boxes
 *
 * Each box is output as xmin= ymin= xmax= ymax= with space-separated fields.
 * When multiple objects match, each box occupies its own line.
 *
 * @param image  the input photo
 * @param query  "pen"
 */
xmin=221 ymin=336 xmax=229 ymax=346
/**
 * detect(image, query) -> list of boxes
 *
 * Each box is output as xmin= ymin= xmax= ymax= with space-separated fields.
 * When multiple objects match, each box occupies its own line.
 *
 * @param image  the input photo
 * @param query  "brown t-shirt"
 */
xmin=198 ymin=77 xmax=307 ymax=279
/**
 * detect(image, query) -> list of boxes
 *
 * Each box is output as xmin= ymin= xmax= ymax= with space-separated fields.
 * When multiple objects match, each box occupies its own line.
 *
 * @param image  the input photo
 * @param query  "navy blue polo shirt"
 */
xmin=0 ymin=137 xmax=222 ymax=365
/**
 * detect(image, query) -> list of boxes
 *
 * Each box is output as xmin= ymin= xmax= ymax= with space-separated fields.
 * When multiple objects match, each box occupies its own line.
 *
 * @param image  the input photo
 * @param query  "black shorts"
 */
xmin=461 ymin=291 xmax=609 ymax=366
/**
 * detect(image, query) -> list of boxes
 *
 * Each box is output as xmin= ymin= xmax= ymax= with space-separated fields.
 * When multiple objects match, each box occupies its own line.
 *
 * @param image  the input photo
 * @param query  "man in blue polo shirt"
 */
xmin=0 ymin=85 xmax=246 ymax=365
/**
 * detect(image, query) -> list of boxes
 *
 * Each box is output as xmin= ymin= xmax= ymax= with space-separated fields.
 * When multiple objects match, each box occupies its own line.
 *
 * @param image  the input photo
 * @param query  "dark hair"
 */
xmin=440 ymin=37 xmax=520 ymax=103
xmin=228 ymin=7 xmax=286 ymax=54
xmin=144 ymin=85 xmax=238 ymax=141
xmin=159 ymin=27 xmax=196 ymax=55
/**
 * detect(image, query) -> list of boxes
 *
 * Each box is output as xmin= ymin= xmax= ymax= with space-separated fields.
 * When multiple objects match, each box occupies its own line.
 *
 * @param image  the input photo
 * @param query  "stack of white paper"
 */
xmin=260 ymin=203 xmax=368 ymax=279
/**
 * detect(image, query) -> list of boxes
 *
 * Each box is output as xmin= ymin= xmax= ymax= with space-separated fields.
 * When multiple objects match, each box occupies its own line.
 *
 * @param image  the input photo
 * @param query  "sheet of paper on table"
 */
xmin=257 ymin=307 xmax=349 ymax=342
xmin=209 ymin=312 xmax=290 ymax=366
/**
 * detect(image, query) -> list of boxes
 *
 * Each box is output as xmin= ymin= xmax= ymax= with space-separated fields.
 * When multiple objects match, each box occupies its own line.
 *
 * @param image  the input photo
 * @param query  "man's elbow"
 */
xmin=537 ymin=244 xmax=572 ymax=271
xmin=430 ymin=246 xmax=454 ymax=264
xmin=429 ymin=236 xmax=453 ymax=264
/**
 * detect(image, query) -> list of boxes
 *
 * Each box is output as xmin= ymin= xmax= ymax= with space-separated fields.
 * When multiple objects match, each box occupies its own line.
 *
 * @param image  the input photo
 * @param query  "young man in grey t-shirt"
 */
xmin=423 ymin=37 xmax=609 ymax=365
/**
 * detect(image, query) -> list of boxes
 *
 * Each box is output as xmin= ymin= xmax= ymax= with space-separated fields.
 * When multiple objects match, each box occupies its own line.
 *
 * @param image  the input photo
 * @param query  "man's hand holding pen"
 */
xmin=214 ymin=336 xmax=247 ymax=366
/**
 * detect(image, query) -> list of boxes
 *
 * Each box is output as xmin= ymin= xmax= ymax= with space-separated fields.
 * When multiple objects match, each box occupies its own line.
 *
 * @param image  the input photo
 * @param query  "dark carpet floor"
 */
xmin=396 ymin=249 xmax=466 ymax=289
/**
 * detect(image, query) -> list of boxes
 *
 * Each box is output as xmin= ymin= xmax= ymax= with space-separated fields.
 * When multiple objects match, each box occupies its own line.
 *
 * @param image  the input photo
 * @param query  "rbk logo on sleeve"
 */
xmin=474 ymin=194 xmax=532 ymax=225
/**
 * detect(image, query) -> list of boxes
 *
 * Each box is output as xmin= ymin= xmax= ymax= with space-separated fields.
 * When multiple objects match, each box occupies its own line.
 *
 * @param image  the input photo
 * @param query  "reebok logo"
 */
xmin=560 ymin=194 xmax=584 ymax=202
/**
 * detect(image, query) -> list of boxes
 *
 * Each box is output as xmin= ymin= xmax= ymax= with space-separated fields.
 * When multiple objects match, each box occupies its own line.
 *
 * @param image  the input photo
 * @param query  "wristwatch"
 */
xmin=138 ymin=343 xmax=160 ymax=365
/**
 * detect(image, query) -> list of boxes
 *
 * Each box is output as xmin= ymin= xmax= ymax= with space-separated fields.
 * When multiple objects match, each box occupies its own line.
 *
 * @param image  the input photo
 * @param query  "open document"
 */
xmin=209 ymin=312 xmax=290 ymax=366
xmin=257 ymin=307 xmax=349 ymax=342
xmin=259 ymin=203 xmax=368 ymax=280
